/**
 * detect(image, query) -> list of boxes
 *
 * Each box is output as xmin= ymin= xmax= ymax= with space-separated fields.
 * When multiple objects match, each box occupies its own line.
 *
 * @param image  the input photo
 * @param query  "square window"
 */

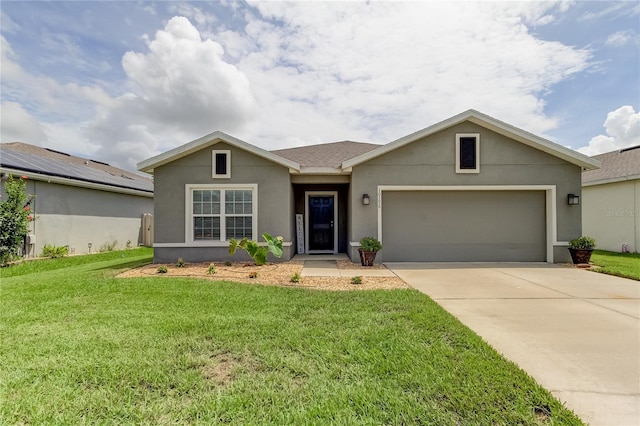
xmin=187 ymin=185 xmax=256 ymax=242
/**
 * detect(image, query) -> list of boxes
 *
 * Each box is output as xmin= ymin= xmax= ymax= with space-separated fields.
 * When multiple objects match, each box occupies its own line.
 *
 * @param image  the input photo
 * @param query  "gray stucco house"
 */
xmin=0 ymin=142 xmax=154 ymax=257
xmin=138 ymin=110 xmax=600 ymax=264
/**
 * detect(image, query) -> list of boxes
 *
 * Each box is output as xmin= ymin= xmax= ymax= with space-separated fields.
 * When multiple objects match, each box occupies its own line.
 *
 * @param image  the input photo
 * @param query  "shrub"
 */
xmin=126 ymin=240 xmax=132 ymax=249
xmin=569 ymin=236 xmax=596 ymax=250
xmin=224 ymin=260 xmax=232 ymax=266
xmin=351 ymin=276 xmax=363 ymax=285
xmin=359 ymin=236 xmax=382 ymax=252
xmin=99 ymin=240 xmax=118 ymax=252
xmin=229 ymin=233 xmax=284 ymax=266
xmin=176 ymin=258 xmax=185 ymax=268
xmin=0 ymin=175 xmax=34 ymax=265
xmin=42 ymin=244 xmax=68 ymax=258
xmin=290 ymin=272 xmax=301 ymax=283
xmin=207 ymin=263 xmax=216 ymax=275
xmin=157 ymin=265 xmax=168 ymax=274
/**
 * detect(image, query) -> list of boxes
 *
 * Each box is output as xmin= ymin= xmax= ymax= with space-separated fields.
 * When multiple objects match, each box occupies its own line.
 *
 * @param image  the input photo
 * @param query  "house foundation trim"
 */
xmin=376 ymin=185 xmax=562 ymax=263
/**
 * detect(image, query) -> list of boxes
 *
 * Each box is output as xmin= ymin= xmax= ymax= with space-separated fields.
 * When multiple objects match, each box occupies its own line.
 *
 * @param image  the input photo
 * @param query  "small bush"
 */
xmin=42 ymin=244 xmax=68 ymax=259
xmin=176 ymin=258 xmax=185 ymax=268
xmin=290 ymin=272 xmax=301 ymax=283
xmin=224 ymin=260 xmax=232 ymax=266
xmin=207 ymin=263 xmax=216 ymax=275
xmin=157 ymin=265 xmax=168 ymax=274
xmin=359 ymin=236 xmax=382 ymax=252
xmin=228 ymin=232 xmax=284 ymax=266
xmin=569 ymin=236 xmax=596 ymax=250
xmin=249 ymin=271 xmax=258 ymax=279
xmin=351 ymin=276 xmax=363 ymax=285
xmin=99 ymin=240 xmax=118 ymax=252
xmin=126 ymin=240 xmax=132 ymax=249
xmin=0 ymin=175 xmax=34 ymax=265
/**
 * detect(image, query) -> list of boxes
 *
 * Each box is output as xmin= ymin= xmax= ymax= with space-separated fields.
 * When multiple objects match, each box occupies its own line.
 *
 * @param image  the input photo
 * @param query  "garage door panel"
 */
xmin=382 ymin=191 xmax=546 ymax=262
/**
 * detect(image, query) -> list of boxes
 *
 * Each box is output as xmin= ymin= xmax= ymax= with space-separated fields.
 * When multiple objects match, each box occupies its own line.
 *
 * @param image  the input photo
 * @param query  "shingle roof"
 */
xmin=582 ymin=145 xmax=640 ymax=185
xmin=271 ymin=141 xmax=381 ymax=169
xmin=0 ymin=142 xmax=153 ymax=193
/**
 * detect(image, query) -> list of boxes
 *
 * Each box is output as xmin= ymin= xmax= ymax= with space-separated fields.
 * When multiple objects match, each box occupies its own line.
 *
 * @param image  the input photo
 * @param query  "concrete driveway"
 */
xmin=386 ymin=262 xmax=640 ymax=426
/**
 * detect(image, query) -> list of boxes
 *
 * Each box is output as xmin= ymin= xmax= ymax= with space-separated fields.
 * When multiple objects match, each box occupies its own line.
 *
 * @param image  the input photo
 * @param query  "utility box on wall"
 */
xmin=141 ymin=213 xmax=154 ymax=247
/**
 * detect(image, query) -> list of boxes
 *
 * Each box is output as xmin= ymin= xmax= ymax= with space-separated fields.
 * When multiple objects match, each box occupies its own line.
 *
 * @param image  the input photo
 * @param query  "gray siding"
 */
xmin=153 ymin=142 xmax=292 ymax=263
xmin=18 ymin=180 xmax=152 ymax=256
xmin=349 ymin=122 xmax=581 ymax=263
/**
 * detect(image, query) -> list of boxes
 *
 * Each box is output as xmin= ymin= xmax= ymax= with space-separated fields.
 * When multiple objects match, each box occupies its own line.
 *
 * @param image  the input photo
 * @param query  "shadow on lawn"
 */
xmin=91 ymin=258 xmax=152 ymax=272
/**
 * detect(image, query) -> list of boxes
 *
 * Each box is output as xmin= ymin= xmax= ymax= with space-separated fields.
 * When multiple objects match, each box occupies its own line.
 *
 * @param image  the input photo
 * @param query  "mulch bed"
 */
xmin=117 ymin=261 xmax=409 ymax=291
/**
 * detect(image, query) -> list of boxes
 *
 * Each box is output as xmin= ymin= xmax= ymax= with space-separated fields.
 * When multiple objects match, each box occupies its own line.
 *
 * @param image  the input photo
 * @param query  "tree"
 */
xmin=0 ymin=175 xmax=34 ymax=265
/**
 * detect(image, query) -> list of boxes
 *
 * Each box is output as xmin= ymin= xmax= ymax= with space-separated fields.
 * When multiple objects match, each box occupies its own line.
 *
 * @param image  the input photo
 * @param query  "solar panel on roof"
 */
xmin=0 ymin=147 xmax=152 ymax=192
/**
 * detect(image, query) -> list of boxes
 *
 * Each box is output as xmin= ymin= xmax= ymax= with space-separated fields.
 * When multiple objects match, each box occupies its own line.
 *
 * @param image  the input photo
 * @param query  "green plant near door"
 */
xmin=358 ymin=236 xmax=382 ymax=266
xmin=229 ymin=233 xmax=283 ymax=266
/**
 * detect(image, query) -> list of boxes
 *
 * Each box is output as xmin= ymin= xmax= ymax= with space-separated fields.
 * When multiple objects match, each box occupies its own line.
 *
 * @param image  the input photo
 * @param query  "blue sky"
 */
xmin=1 ymin=1 xmax=638 ymax=171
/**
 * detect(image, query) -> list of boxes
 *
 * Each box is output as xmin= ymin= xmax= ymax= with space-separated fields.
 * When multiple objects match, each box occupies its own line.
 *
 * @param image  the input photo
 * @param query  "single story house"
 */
xmin=582 ymin=145 xmax=640 ymax=253
xmin=138 ymin=109 xmax=599 ymax=264
xmin=0 ymin=142 xmax=154 ymax=256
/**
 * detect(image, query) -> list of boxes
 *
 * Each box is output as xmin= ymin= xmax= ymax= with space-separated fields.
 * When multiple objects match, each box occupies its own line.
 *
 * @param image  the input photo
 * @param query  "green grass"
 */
xmin=1 ymin=253 xmax=583 ymax=425
xmin=0 ymin=247 xmax=153 ymax=278
xmin=590 ymin=250 xmax=640 ymax=281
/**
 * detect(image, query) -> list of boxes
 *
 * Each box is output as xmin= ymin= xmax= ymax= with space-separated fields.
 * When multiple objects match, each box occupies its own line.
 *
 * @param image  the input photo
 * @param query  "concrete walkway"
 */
xmin=387 ymin=262 xmax=640 ymax=426
xmin=301 ymin=259 xmax=395 ymax=277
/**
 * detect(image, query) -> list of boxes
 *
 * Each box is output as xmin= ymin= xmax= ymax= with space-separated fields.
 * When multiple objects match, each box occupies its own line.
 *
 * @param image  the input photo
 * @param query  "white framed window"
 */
xmin=456 ymin=133 xmax=480 ymax=173
xmin=212 ymin=150 xmax=231 ymax=178
xmin=185 ymin=184 xmax=257 ymax=243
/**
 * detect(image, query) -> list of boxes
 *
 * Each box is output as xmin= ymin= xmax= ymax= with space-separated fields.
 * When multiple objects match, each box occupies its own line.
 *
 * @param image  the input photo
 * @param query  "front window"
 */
xmin=188 ymin=185 xmax=256 ymax=242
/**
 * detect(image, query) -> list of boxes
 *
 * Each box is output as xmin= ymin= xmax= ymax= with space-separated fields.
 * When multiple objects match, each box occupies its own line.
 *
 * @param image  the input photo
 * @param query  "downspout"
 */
xmin=633 ymin=179 xmax=640 ymax=253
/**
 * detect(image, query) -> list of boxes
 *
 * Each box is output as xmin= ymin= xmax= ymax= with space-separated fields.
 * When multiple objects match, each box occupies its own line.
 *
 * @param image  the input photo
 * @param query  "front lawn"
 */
xmin=590 ymin=249 xmax=640 ymax=281
xmin=1 ymin=251 xmax=583 ymax=424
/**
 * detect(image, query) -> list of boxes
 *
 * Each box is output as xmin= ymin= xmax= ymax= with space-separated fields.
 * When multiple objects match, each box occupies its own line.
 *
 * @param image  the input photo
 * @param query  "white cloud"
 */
xmin=605 ymin=30 xmax=636 ymax=47
xmin=88 ymin=16 xmax=256 ymax=170
xmin=0 ymin=101 xmax=48 ymax=145
xmin=1 ymin=3 xmax=596 ymax=171
xmin=579 ymin=106 xmax=640 ymax=156
xmin=168 ymin=3 xmax=217 ymax=28
xmin=233 ymin=2 xmax=591 ymax=145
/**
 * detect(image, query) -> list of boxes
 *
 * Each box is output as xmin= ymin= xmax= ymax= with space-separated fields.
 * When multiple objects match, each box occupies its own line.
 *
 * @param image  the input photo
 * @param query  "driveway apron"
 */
xmin=387 ymin=262 xmax=640 ymax=426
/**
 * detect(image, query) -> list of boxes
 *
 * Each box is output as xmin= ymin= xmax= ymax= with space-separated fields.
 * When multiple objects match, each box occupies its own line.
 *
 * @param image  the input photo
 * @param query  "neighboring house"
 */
xmin=138 ymin=109 xmax=599 ymax=264
xmin=0 ymin=142 xmax=154 ymax=257
xmin=582 ymin=145 xmax=640 ymax=253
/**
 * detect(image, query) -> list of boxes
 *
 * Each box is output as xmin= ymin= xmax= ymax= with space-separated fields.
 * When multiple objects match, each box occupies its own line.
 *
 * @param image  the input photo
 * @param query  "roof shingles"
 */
xmin=582 ymin=145 xmax=640 ymax=185
xmin=272 ymin=141 xmax=381 ymax=169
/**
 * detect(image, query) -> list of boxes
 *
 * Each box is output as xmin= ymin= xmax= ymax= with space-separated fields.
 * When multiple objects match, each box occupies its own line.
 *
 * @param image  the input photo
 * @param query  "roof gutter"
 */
xmin=582 ymin=174 xmax=640 ymax=187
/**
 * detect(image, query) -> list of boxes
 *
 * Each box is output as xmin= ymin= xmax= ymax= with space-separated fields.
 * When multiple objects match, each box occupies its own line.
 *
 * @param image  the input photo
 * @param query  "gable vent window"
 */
xmin=212 ymin=150 xmax=231 ymax=178
xmin=456 ymin=134 xmax=480 ymax=173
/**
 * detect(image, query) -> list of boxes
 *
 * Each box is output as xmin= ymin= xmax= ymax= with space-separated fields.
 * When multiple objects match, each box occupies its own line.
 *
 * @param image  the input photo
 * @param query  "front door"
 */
xmin=306 ymin=193 xmax=337 ymax=253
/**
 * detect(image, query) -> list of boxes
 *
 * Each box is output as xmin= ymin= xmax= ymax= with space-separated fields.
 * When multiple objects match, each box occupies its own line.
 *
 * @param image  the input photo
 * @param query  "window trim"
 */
xmin=185 ymin=184 xmax=258 ymax=244
xmin=455 ymin=133 xmax=480 ymax=174
xmin=212 ymin=150 xmax=231 ymax=179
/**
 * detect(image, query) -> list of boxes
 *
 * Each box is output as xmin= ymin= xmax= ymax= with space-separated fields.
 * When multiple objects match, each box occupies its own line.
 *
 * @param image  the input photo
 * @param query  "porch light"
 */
xmin=362 ymin=194 xmax=370 ymax=205
xmin=567 ymin=194 xmax=580 ymax=205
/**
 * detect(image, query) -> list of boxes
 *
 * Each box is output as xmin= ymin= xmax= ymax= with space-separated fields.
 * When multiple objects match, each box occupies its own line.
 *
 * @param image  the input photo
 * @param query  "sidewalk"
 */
xmin=301 ymin=259 xmax=396 ymax=278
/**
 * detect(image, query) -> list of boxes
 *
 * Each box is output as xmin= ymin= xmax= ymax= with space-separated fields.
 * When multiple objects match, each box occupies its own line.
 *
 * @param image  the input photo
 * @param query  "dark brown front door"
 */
xmin=309 ymin=195 xmax=334 ymax=252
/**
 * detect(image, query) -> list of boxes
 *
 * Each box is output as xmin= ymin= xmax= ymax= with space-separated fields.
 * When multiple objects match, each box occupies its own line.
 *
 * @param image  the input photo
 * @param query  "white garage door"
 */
xmin=381 ymin=190 xmax=546 ymax=262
